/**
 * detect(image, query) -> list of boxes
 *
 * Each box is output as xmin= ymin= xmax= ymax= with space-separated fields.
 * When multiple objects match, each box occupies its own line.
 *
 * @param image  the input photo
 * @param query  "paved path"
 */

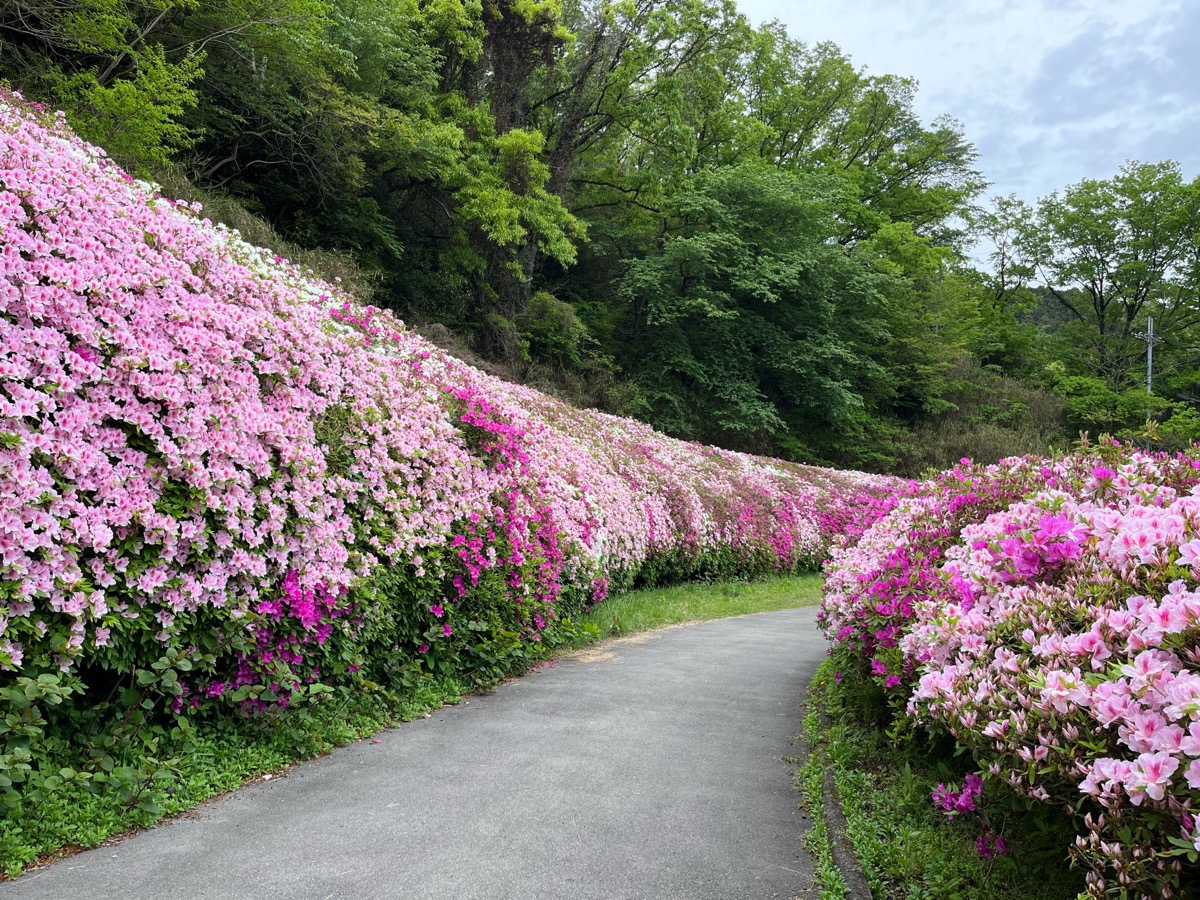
xmin=4 ymin=608 xmax=828 ymax=900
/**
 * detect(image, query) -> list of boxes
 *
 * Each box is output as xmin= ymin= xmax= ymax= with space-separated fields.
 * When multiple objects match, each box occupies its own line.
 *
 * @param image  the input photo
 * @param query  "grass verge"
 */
xmin=790 ymin=731 xmax=847 ymax=899
xmin=581 ymin=573 xmax=822 ymax=636
xmin=1 ymin=573 xmax=820 ymax=878
xmin=805 ymin=658 xmax=1088 ymax=900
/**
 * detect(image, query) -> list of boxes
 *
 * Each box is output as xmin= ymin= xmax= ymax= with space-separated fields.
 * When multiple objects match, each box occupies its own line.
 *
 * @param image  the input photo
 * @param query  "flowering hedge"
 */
xmin=0 ymin=94 xmax=899 ymax=810
xmin=823 ymin=440 xmax=1200 ymax=897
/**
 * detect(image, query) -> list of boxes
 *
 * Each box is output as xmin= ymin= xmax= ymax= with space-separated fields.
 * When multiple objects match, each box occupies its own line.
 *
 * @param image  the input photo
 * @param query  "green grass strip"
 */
xmin=793 ymin=703 xmax=848 ymax=899
xmin=581 ymin=573 xmax=822 ymax=636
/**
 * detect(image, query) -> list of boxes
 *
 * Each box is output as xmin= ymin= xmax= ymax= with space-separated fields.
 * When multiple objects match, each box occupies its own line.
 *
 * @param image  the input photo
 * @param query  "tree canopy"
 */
xmin=7 ymin=0 xmax=1199 ymax=471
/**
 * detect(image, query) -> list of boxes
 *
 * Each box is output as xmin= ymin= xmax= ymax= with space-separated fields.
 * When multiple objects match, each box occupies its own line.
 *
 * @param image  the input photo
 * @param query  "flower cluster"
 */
xmin=932 ymin=774 xmax=1009 ymax=858
xmin=0 ymin=93 xmax=899 ymax=731
xmin=820 ymin=457 xmax=1041 ymax=691
xmin=932 ymin=773 xmax=984 ymax=819
xmin=824 ymin=440 xmax=1200 ymax=896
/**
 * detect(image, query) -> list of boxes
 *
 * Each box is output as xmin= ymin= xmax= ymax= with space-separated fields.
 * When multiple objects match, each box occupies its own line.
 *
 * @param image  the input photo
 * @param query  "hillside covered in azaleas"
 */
xmin=0 ymin=93 xmax=901 ymax=828
xmin=823 ymin=440 xmax=1200 ymax=897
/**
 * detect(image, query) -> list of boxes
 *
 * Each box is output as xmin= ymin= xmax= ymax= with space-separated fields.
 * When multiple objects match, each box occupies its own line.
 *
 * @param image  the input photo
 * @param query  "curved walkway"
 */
xmin=4 ymin=608 xmax=828 ymax=900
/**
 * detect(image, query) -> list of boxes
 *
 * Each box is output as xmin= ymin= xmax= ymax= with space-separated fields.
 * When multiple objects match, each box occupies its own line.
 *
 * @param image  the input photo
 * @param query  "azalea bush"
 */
xmin=821 ymin=456 xmax=1046 ymax=691
xmin=823 ymin=439 xmax=1200 ymax=897
xmin=0 ymin=93 xmax=898 ymax=820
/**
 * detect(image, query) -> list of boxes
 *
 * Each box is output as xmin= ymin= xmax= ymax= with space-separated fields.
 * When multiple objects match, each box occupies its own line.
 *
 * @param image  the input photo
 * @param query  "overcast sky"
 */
xmin=736 ymin=0 xmax=1198 ymax=210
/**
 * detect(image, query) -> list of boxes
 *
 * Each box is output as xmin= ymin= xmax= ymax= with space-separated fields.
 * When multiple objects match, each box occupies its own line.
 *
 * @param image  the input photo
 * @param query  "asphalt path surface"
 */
xmin=4 ymin=607 xmax=828 ymax=900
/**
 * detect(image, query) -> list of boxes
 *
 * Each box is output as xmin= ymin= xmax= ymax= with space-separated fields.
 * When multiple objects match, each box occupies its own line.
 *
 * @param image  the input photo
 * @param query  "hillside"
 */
xmin=0 ymin=92 xmax=900 ymax=869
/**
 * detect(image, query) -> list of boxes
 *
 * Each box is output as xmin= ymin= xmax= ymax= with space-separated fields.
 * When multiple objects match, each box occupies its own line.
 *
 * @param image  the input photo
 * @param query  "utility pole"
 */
xmin=1133 ymin=318 xmax=1166 ymax=449
xmin=1134 ymin=316 xmax=1164 ymax=394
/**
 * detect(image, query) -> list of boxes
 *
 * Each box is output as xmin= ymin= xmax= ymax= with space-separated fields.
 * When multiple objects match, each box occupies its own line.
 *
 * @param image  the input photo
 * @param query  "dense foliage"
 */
xmin=0 ymin=95 xmax=898 ymax=847
xmin=804 ymin=660 xmax=1088 ymax=899
xmin=979 ymin=165 xmax=1200 ymax=450
xmin=1 ymin=0 xmax=1127 ymax=474
xmin=822 ymin=440 xmax=1200 ymax=897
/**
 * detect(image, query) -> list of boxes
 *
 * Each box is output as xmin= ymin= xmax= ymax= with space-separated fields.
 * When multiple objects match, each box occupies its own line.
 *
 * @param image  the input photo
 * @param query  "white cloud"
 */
xmin=735 ymin=0 xmax=1195 ymax=204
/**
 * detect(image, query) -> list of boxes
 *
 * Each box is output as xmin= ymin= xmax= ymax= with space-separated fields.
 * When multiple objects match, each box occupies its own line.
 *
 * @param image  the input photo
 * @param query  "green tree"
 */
xmin=1019 ymin=161 xmax=1200 ymax=388
xmin=377 ymin=0 xmax=586 ymax=362
xmin=614 ymin=163 xmax=897 ymax=462
xmin=0 ymin=0 xmax=204 ymax=167
xmin=553 ymin=3 xmax=985 ymax=465
xmin=743 ymin=27 xmax=982 ymax=246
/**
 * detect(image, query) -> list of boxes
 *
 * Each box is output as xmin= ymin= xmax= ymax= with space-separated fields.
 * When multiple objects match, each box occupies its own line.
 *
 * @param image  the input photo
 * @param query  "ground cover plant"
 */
xmin=822 ymin=438 xmax=1200 ymax=897
xmin=803 ymin=658 xmax=1087 ymax=899
xmin=0 ymin=93 xmax=901 ymax=874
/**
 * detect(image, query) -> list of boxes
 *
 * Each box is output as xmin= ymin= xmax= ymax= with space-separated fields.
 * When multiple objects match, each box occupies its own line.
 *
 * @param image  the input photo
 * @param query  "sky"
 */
xmin=736 ymin=0 xmax=1199 ymax=211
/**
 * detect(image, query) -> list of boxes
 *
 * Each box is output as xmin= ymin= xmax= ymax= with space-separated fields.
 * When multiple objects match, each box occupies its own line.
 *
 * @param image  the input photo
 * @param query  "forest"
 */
xmin=4 ymin=0 xmax=1200 ymax=474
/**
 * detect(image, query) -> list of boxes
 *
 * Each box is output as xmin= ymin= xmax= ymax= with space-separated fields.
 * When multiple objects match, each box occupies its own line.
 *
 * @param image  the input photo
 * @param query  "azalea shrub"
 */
xmin=823 ymin=438 xmax=1200 ymax=897
xmin=0 ymin=93 xmax=899 ymax=816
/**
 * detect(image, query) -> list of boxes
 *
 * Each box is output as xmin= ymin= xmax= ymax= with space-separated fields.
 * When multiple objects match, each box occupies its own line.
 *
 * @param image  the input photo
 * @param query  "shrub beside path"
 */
xmin=3 ymin=608 xmax=828 ymax=900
